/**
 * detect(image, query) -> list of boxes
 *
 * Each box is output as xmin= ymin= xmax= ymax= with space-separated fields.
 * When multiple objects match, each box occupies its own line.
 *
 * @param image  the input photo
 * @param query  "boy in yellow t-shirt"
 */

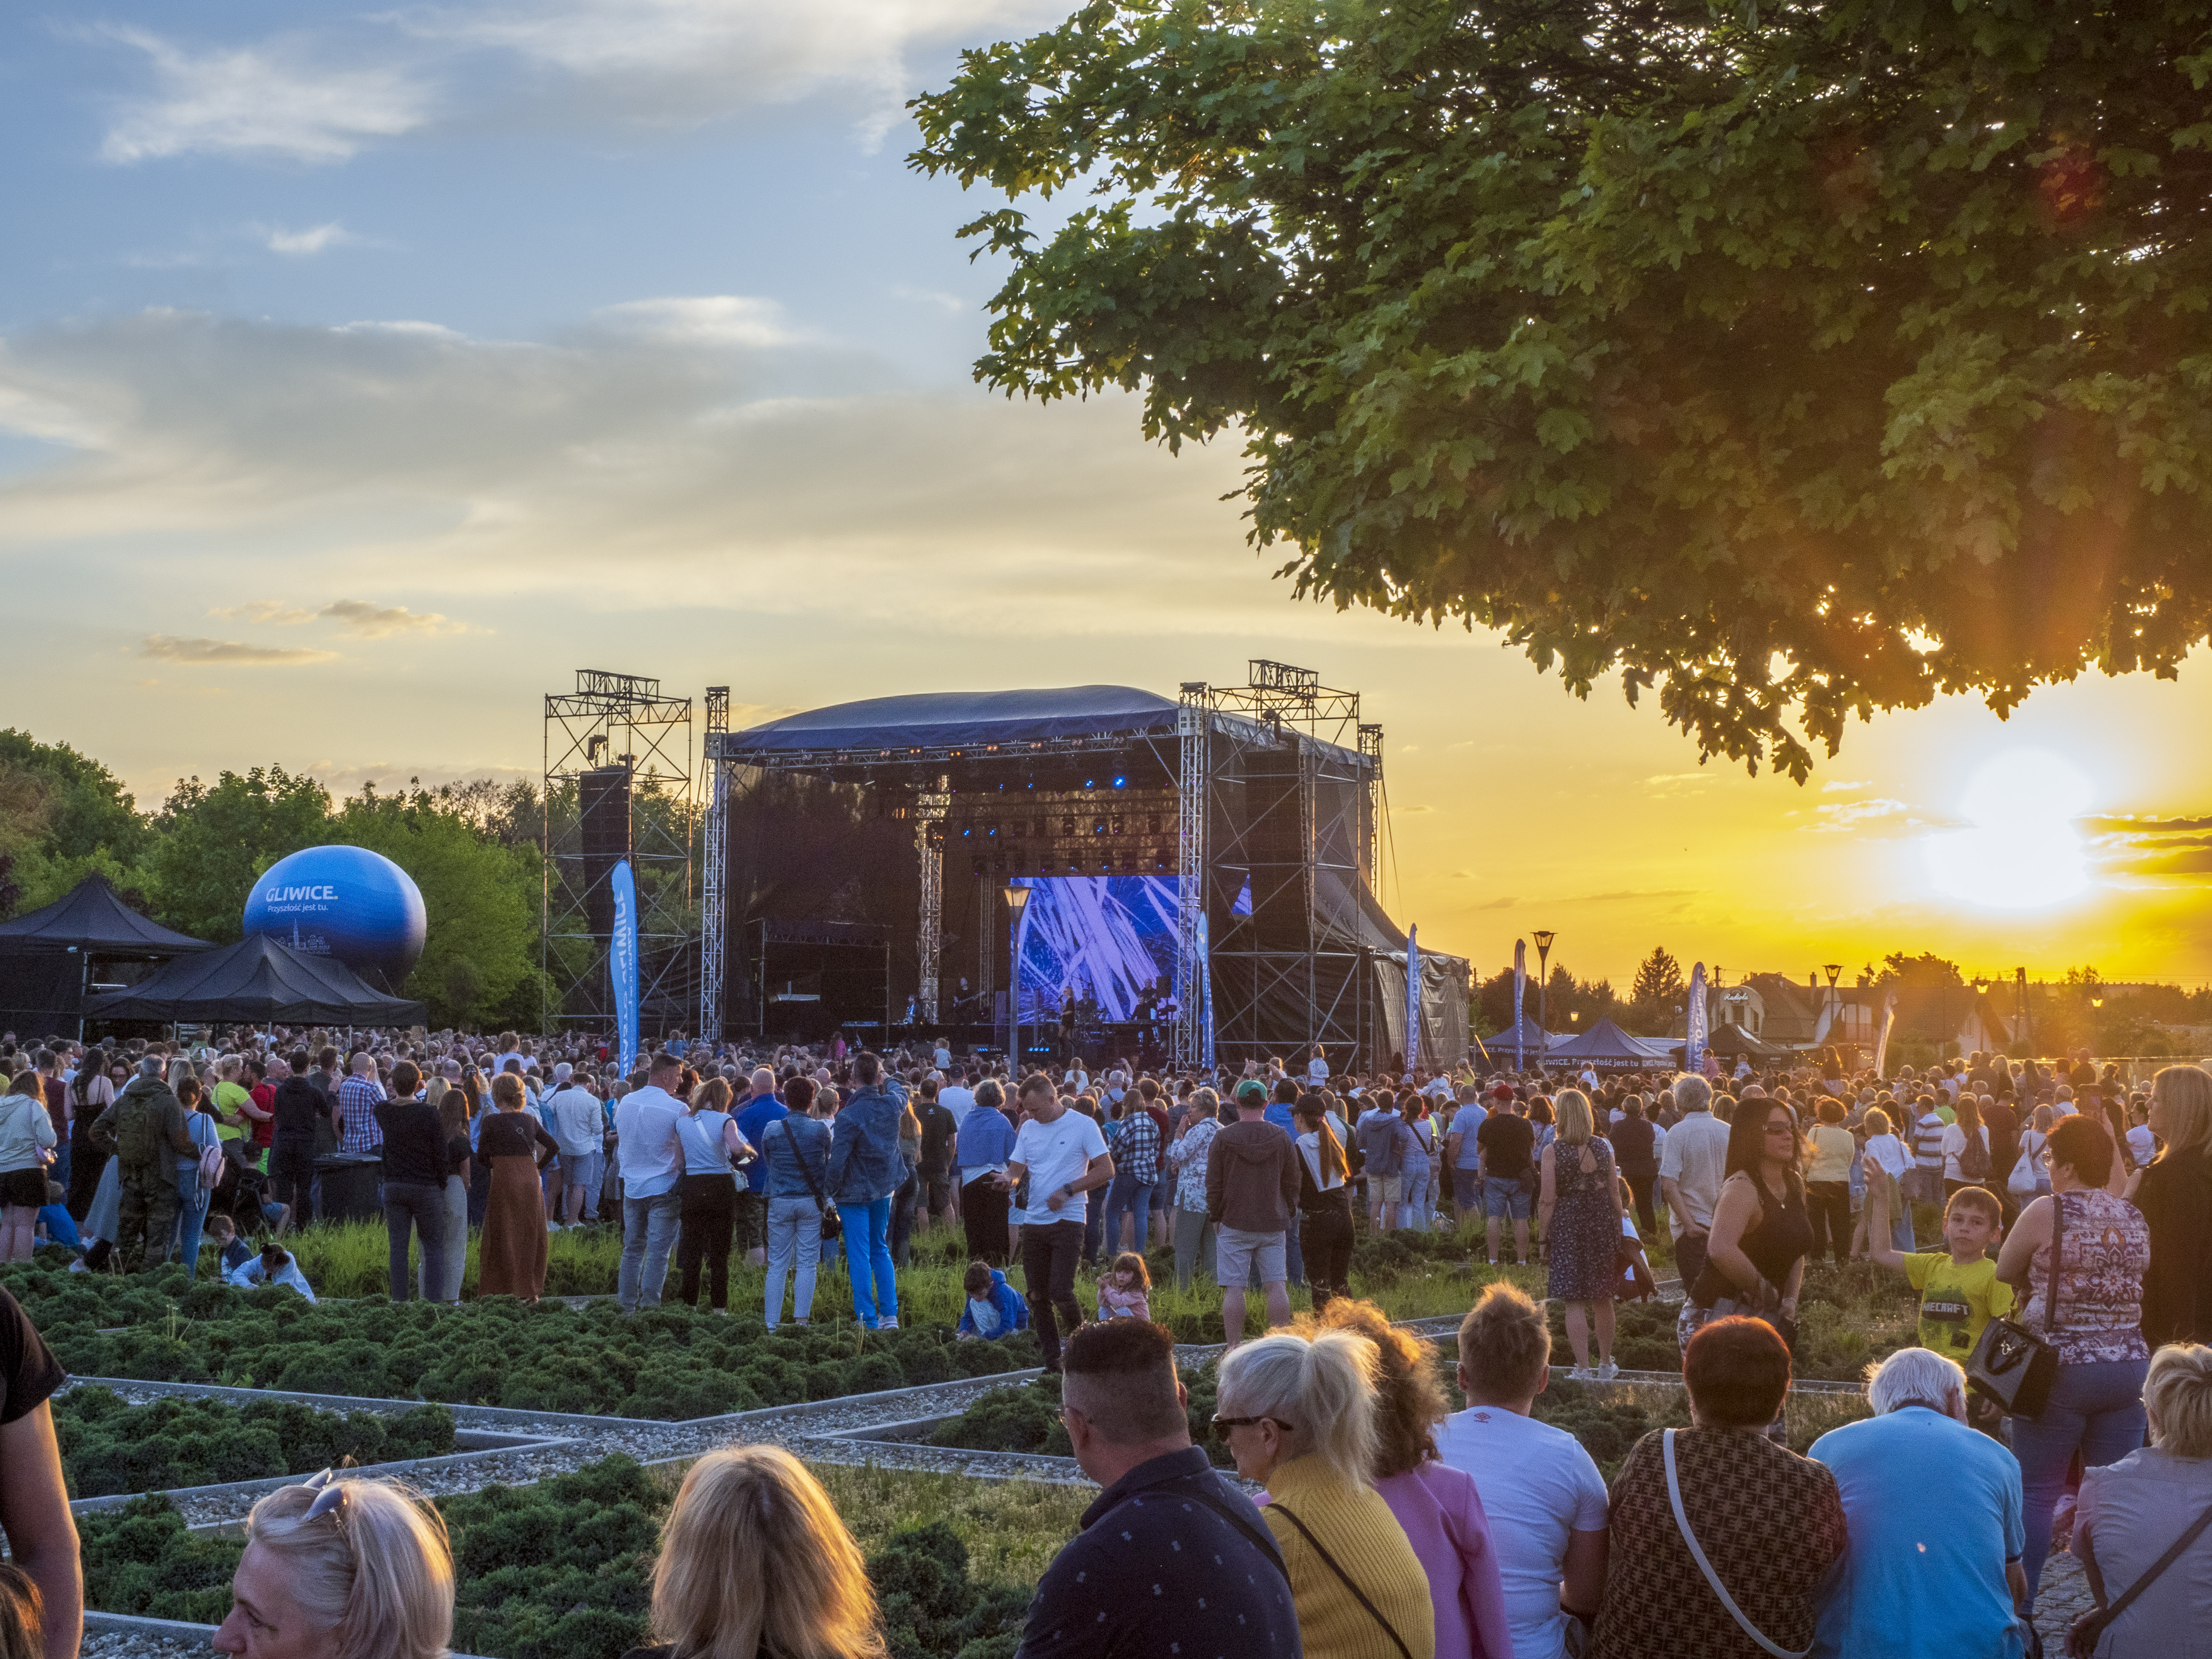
xmin=1867 ymin=1180 xmax=2013 ymax=1430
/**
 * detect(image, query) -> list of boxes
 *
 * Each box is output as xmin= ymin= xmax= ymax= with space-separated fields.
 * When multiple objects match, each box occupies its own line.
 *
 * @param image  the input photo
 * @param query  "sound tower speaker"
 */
xmin=578 ymin=764 xmax=632 ymax=940
xmin=1240 ymin=743 xmax=1309 ymax=952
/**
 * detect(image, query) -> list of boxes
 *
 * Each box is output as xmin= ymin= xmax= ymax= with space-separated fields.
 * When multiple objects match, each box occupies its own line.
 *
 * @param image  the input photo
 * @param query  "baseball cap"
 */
xmin=1492 ymin=1084 xmax=1514 ymax=1101
xmin=1234 ymin=1080 xmax=1267 ymax=1107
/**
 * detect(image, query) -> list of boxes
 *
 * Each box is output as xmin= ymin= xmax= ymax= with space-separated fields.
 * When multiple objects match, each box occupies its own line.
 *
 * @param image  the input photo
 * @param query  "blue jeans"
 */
xmin=838 ymin=1196 xmax=897 ymax=1327
xmin=2013 ymin=1356 xmax=2151 ymax=1599
xmin=1104 ymin=1173 xmax=1156 ymax=1256
xmin=1484 ymin=1176 xmax=1533 ymax=1220
xmin=618 ymin=1189 xmax=682 ymax=1311
xmin=1451 ymin=1167 xmax=1482 ymax=1220
xmin=765 ymin=1193 xmax=824 ymax=1326
xmin=173 ymin=1190 xmax=210 ymax=1281
xmin=1401 ymin=1162 xmax=1432 ymax=1231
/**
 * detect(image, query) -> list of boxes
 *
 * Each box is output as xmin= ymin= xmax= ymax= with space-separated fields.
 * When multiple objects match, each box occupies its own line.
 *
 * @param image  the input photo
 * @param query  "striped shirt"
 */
xmin=1913 ymin=1112 xmax=1949 ymax=1171
xmin=337 ymin=1074 xmax=386 ymax=1153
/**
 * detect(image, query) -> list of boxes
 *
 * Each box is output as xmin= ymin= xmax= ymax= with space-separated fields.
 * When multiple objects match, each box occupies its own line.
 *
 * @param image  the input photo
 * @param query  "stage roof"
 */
xmin=729 ymin=686 xmax=1180 ymax=757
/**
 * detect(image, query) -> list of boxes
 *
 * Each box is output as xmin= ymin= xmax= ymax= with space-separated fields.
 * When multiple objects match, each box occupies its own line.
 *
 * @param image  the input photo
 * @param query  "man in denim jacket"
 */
xmin=827 ymin=1051 xmax=907 ymax=1329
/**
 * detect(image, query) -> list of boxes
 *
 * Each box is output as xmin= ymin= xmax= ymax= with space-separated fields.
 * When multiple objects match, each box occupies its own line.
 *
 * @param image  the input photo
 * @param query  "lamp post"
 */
xmin=1533 ymin=929 xmax=1555 ymax=1037
xmin=1823 ymin=963 xmax=1841 ymax=1049
xmin=2091 ymin=993 xmax=2104 ymax=1058
xmin=1002 ymin=883 xmax=1032 ymax=1071
xmin=1971 ymin=975 xmax=1991 ymax=1057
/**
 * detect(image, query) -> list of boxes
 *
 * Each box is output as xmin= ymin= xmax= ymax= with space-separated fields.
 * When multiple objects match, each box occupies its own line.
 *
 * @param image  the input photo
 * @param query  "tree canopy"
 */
xmin=912 ymin=0 xmax=2212 ymax=777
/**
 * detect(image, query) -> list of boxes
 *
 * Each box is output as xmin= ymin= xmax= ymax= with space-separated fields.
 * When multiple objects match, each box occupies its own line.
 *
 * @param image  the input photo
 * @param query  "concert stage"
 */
xmin=699 ymin=664 xmax=1469 ymax=1069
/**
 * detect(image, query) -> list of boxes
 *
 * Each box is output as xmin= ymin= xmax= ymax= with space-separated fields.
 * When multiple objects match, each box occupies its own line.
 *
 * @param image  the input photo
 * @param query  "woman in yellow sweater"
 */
xmin=1215 ymin=1328 xmax=1437 ymax=1659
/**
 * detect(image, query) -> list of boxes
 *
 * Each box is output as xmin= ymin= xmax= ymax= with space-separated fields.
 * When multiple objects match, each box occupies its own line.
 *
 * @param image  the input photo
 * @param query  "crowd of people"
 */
xmin=3 ymin=1021 xmax=2212 ymax=1658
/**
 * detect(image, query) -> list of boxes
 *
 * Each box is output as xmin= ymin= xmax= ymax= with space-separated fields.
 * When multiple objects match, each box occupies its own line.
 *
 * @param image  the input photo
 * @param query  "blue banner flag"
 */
xmin=1404 ymin=925 xmax=1422 ymax=1071
xmin=1684 ymin=960 xmax=1708 ymax=1079
xmin=1512 ymin=938 xmax=1527 ymax=1071
xmin=611 ymin=858 xmax=640 ymax=1074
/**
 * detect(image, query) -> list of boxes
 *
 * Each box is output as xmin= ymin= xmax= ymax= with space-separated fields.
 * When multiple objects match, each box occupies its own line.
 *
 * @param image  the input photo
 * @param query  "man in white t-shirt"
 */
xmin=999 ymin=1075 xmax=1113 ymax=1373
xmin=1657 ymin=1073 xmax=1730 ymax=1292
xmin=1437 ymin=1286 xmax=1609 ymax=1659
xmin=938 ymin=1069 xmax=976 ymax=1132
xmin=614 ymin=1052 xmax=686 ymax=1313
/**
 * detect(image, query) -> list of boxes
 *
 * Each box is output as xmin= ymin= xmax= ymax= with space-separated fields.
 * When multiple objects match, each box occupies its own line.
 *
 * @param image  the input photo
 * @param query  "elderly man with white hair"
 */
xmin=1807 ymin=1347 xmax=2031 ymax=1658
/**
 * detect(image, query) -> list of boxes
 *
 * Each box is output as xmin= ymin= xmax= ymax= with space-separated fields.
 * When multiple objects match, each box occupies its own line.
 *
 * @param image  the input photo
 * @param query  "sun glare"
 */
xmin=1923 ymin=749 xmax=2093 ymax=910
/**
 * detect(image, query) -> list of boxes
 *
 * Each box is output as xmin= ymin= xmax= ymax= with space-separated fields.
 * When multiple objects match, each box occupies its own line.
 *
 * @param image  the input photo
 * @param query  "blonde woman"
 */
xmin=622 ymin=1447 xmax=885 ymax=1659
xmin=1215 ymin=1329 xmax=1438 ymax=1659
xmin=1537 ymin=1090 xmax=1623 ymax=1380
xmin=2135 ymin=1065 xmax=2212 ymax=1347
xmin=2074 ymin=1342 xmax=2212 ymax=1655
xmin=211 ymin=1474 xmax=453 ymax=1659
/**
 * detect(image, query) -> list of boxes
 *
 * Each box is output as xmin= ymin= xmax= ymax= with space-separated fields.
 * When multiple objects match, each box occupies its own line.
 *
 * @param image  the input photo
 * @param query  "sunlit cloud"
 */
xmin=139 ymin=634 xmax=337 ymax=665
xmin=265 ymin=223 xmax=358 ymax=256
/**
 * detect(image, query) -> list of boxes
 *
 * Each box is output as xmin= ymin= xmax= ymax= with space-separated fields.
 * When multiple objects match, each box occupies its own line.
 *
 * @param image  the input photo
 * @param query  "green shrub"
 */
xmin=55 ymin=1386 xmax=457 ymax=1498
xmin=47 ymin=1298 xmax=1038 ymax=1419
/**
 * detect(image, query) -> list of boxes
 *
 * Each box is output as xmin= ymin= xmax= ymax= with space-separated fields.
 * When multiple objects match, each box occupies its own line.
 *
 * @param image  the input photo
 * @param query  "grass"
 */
xmin=809 ymin=1462 xmax=1092 ymax=1587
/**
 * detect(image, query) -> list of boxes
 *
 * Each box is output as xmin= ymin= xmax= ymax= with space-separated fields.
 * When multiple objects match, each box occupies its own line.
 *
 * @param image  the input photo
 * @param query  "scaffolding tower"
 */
xmin=543 ymin=669 xmax=695 ymax=1038
xmin=699 ymin=687 xmax=730 ymax=1042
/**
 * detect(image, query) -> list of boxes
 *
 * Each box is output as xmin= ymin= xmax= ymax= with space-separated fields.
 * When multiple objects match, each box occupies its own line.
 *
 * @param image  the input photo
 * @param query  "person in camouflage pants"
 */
xmin=87 ymin=1057 xmax=196 ymax=1273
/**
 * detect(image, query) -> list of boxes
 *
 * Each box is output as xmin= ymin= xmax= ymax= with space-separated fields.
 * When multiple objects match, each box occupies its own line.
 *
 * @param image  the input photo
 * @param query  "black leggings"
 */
xmin=1300 ymin=1203 xmax=1354 ymax=1307
xmin=270 ymin=1141 xmax=317 ymax=1228
xmin=961 ymin=1176 xmax=1010 ymax=1265
xmin=677 ymin=1175 xmax=736 ymax=1310
xmin=1806 ymin=1181 xmax=1853 ymax=1264
xmin=1624 ymin=1170 xmax=1658 ymax=1234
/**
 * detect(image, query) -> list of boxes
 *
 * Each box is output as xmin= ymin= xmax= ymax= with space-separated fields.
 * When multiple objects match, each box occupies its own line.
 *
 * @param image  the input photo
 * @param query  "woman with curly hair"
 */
xmin=1303 ymin=1299 xmax=1512 ymax=1657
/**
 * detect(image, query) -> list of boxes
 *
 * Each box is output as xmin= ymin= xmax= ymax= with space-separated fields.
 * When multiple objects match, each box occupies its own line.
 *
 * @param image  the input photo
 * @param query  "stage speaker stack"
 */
xmin=578 ymin=764 xmax=632 ymax=941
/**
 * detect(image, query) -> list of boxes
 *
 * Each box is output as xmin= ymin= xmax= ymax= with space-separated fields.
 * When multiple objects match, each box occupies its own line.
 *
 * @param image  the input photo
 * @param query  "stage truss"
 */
xmin=701 ymin=661 xmax=1397 ymax=1067
xmin=542 ymin=669 xmax=694 ymax=1038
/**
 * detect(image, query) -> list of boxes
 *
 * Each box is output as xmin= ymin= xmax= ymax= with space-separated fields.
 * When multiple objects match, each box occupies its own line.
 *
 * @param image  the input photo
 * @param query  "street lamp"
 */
xmin=2091 ymin=992 xmax=2104 ymax=1057
xmin=1002 ymin=883 xmax=1032 ymax=1072
xmin=1532 ymin=929 xmax=1555 ymax=1036
xmin=1823 ymin=963 xmax=1841 ymax=1049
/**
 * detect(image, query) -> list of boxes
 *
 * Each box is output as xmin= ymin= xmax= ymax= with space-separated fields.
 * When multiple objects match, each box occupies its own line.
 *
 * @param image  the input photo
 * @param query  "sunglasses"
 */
xmin=1211 ymin=1415 xmax=1294 ymax=1436
xmin=297 ymin=1468 xmax=352 ymax=1528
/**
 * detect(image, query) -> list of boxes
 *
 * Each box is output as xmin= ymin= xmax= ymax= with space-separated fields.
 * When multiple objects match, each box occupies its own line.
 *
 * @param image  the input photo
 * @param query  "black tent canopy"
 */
xmin=84 ymin=934 xmax=425 ymax=1027
xmin=0 ymin=876 xmax=212 ymax=1038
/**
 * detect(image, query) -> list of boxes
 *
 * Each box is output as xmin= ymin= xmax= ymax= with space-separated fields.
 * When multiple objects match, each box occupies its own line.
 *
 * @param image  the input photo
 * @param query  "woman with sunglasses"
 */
xmin=1677 ymin=1097 xmax=1813 ymax=1377
xmin=213 ymin=1473 xmax=452 ymax=1659
xmin=1215 ymin=1328 xmax=1437 ymax=1659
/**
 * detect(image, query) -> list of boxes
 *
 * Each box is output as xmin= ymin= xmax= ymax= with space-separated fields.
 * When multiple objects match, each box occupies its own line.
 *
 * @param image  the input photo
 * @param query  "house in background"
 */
xmin=1703 ymin=971 xmax=2010 ymax=1062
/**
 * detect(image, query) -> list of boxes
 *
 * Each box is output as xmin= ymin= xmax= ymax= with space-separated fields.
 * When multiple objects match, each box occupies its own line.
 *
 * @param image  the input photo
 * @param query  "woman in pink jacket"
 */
xmin=1307 ymin=1298 xmax=1514 ymax=1657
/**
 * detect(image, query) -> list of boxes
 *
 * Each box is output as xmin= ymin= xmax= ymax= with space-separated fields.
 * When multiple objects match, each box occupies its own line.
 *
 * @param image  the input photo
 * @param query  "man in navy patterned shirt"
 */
xmin=1018 ymin=1320 xmax=1301 ymax=1659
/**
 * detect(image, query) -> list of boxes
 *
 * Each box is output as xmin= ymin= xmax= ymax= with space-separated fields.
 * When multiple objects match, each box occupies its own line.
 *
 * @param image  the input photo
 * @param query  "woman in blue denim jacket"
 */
xmin=827 ymin=1054 xmax=906 ymax=1329
xmin=760 ymin=1077 xmax=835 ymax=1329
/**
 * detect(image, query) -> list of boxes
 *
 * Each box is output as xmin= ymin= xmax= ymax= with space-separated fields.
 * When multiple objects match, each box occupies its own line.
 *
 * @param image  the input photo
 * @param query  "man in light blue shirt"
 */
xmin=614 ymin=1052 xmax=686 ymax=1312
xmin=1809 ymin=1348 xmax=2029 ymax=1659
xmin=1444 ymin=1085 xmax=1490 ymax=1223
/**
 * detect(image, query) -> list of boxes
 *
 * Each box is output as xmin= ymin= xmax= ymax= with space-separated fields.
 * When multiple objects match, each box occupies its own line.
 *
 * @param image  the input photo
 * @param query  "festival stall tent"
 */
xmin=1471 ymin=1013 xmax=1553 ymax=1068
xmin=0 ymin=876 xmax=213 ymax=1038
xmin=83 ymin=933 xmax=426 ymax=1027
xmin=1544 ymin=1016 xmax=1678 ymax=1071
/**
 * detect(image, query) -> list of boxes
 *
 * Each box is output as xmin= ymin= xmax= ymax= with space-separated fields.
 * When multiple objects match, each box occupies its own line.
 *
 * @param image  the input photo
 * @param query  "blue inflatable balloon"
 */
xmin=244 ymin=845 xmax=427 ymax=985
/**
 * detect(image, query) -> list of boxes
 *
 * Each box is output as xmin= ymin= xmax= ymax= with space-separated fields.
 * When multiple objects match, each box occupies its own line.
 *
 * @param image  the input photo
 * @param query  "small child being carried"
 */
xmin=1096 ymin=1251 xmax=1152 ymax=1321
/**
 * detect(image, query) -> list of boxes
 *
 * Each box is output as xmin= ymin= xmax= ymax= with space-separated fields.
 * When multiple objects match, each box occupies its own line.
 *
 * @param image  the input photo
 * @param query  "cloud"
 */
xmin=0 ymin=305 xmax=1283 ymax=640
xmin=139 ymin=634 xmax=337 ymax=665
xmin=1820 ymin=779 xmax=1872 ymax=793
xmin=1808 ymin=798 xmax=1910 ymax=832
xmin=92 ymin=26 xmax=435 ymax=164
xmin=1392 ymin=803 xmax=1434 ymax=814
xmin=319 ymin=599 xmax=466 ymax=636
xmin=596 ymin=296 xmax=802 ymax=349
xmin=265 ymin=223 xmax=357 ymax=256
xmin=216 ymin=600 xmax=318 ymax=625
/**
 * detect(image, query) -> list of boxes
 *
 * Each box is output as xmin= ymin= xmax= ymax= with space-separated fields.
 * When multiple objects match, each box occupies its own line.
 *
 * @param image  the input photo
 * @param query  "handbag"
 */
xmin=1967 ymin=1192 xmax=2064 ymax=1418
xmin=2008 ymin=1132 xmax=2045 ymax=1196
xmin=1662 ymin=1429 xmax=1811 ymax=1659
xmin=2065 ymin=1498 xmax=2212 ymax=1657
xmin=779 ymin=1120 xmax=842 ymax=1243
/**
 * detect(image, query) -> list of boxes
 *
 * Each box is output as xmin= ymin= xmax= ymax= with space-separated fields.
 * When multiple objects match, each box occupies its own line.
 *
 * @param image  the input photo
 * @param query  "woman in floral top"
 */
xmin=1165 ymin=1085 xmax=1223 ymax=1290
xmin=1996 ymin=1112 xmax=2152 ymax=1600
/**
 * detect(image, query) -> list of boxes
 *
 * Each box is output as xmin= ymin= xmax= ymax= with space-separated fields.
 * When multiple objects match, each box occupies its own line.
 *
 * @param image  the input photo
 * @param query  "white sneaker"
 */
xmin=1568 ymin=1364 xmax=1595 ymax=1381
xmin=878 ymin=1316 xmax=900 ymax=1330
xmin=1597 ymin=1360 xmax=1619 ymax=1381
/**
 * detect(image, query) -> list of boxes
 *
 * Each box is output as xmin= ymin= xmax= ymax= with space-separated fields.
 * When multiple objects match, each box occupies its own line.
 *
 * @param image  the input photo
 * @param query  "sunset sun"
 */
xmin=1923 ymin=749 xmax=2094 ymax=910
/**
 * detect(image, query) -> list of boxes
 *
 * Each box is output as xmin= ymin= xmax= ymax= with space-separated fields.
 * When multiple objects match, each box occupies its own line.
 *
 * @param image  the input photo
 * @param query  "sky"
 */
xmin=4 ymin=0 xmax=2211 ymax=990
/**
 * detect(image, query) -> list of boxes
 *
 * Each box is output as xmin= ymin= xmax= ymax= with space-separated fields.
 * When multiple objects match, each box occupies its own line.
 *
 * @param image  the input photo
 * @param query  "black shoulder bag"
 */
xmin=1269 ymin=1503 xmax=1414 ymax=1659
xmin=2067 ymin=1499 xmax=2212 ymax=1657
xmin=1967 ymin=1193 xmax=2064 ymax=1419
xmin=778 ymin=1120 xmax=842 ymax=1242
